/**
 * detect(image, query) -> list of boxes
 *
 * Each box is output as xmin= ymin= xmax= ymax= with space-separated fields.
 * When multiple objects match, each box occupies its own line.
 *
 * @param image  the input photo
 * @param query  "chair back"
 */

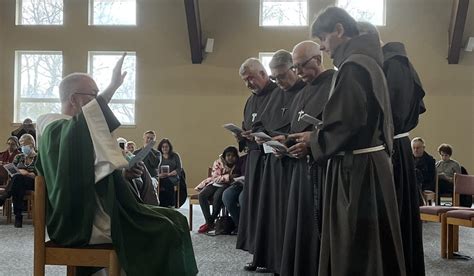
xmin=453 ymin=173 xmax=474 ymax=206
xmin=34 ymin=176 xmax=46 ymax=274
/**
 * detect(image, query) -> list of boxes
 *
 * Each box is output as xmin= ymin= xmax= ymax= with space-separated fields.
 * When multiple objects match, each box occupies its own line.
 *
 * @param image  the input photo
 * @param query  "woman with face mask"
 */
xmin=0 ymin=133 xmax=37 ymax=227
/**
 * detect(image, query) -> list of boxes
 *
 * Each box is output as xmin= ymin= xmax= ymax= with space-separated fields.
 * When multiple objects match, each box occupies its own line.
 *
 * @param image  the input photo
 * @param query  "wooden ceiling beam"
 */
xmin=447 ymin=0 xmax=469 ymax=64
xmin=184 ymin=0 xmax=203 ymax=64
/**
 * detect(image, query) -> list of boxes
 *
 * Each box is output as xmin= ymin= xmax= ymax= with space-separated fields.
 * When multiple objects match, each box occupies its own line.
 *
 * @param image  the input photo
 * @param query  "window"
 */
xmin=260 ymin=0 xmax=307 ymax=27
xmin=90 ymin=0 xmax=136 ymax=25
xmin=259 ymin=52 xmax=274 ymax=75
xmin=16 ymin=0 xmax=63 ymax=25
xmin=14 ymin=51 xmax=63 ymax=123
xmin=337 ymin=0 xmax=385 ymax=26
xmin=88 ymin=52 xmax=136 ymax=125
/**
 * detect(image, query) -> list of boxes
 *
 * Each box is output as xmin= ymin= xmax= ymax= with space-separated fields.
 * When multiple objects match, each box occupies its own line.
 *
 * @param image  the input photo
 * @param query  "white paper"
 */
xmin=300 ymin=114 xmax=322 ymax=128
xmin=223 ymin=123 xmax=243 ymax=135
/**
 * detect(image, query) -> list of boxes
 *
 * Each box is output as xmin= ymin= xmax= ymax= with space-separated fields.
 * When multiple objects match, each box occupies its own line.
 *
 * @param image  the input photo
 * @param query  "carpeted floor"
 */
xmin=1 ymin=201 xmax=473 ymax=276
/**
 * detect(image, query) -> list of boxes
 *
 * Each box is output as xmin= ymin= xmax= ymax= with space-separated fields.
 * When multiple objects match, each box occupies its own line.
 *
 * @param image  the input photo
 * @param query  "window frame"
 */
xmin=87 ymin=51 xmax=137 ymax=126
xmin=259 ymin=0 xmax=308 ymax=27
xmin=258 ymin=52 xmax=275 ymax=75
xmin=14 ymin=50 xmax=63 ymax=123
xmin=88 ymin=0 xmax=137 ymax=26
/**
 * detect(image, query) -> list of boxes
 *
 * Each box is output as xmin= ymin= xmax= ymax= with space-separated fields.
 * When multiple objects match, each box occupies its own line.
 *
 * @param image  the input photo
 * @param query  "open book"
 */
xmin=249 ymin=132 xmax=272 ymax=142
xmin=128 ymin=140 xmax=156 ymax=169
xmin=263 ymin=140 xmax=296 ymax=158
xmin=222 ymin=123 xmax=243 ymax=135
xmin=300 ymin=114 xmax=323 ymax=129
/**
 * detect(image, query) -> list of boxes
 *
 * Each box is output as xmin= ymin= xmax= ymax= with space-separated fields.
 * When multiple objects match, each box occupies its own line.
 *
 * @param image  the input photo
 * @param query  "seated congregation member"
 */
xmin=0 ymin=136 xmax=21 ymax=165
xmin=35 ymin=54 xmax=198 ymax=275
xmin=195 ymin=146 xmax=240 ymax=233
xmin=222 ymin=153 xmax=247 ymax=232
xmin=134 ymin=130 xmax=161 ymax=178
xmin=0 ymin=134 xmax=37 ymax=227
xmin=157 ymin=138 xmax=182 ymax=207
xmin=291 ymin=7 xmax=405 ymax=275
xmin=11 ymin=118 xmax=36 ymax=140
xmin=435 ymin=143 xmax=471 ymax=206
xmin=125 ymin=140 xmax=136 ymax=153
xmin=118 ymin=138 xmax=159 ymax=206
xmin=412 ymin=137 xmax=436 ymax=192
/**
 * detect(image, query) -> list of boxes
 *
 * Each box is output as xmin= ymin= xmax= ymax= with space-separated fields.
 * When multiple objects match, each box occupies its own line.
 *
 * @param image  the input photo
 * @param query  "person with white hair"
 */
xmin=0 ymin=133 xmax=37 ymax=227
xmin=236 ymin=57 xmax=277 ymax=273
xmin=35 ymin=54 xmax=198 ymax=275
xmin=241 ymin=49 xmax=305 ymax=274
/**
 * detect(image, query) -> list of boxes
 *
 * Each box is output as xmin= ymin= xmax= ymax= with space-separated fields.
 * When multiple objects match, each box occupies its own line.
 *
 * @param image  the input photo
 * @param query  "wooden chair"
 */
xmin=445 ymin=173 xmax=474 ymax=259
xmin=187 ymin=167 xmax=212 ymax=231
xmin=1 ymin=175 xmax=34 ymax=224
xmin=34 ymin=176 xmax=121 ymax=276
xmin=420 ymin=205 xmax=453 ymax=258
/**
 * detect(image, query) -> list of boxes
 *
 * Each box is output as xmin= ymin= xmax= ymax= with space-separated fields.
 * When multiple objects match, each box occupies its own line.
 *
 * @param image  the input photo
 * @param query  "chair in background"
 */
xmin=33 ymin=176 xmax=120 ymax=276
xmin=445 ymin=173 xmax=474 ymax=259
xmin=187 ymin=167 xmax=212 ymax=231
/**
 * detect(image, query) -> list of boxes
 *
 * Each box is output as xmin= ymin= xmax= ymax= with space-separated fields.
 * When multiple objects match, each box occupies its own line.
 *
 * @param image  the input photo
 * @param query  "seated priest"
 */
xmin=35 ymin=53 xmax=198 ymax=276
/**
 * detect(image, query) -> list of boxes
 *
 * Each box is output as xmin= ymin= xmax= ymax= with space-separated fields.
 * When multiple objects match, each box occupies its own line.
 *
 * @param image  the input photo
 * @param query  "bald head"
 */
xmin=59 ymin=73 xmax=94 ymax=103
xmin=292 ymin=41 xmax=324 ymax=83
xmin=60 ymin=73 xmax=99 ymax=116
xmin=292 ymin=41 xmax=322 ymax=60
xmin=239 ymin=58 xmax=270 ymax=94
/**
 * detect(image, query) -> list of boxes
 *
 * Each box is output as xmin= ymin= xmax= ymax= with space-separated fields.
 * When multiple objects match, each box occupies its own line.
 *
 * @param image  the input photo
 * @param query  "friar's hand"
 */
xmin=241 ymin=130 xmax=254 ymax=141
xmin=272 ymin=135 xmax=286 ymax=143
xmin=101 ymin=52 xmax=128 ymax=103
xmin=288 ymin=142 xmax=309 ymax=159
xmin=123 ymin=161 xmax=144 ymax=180
xmin=288 ymin=131 xmax=312 ymax=145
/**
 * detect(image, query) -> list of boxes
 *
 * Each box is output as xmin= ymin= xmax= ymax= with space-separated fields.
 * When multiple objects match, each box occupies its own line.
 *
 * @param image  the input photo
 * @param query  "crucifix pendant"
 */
xmin=281 ymin=107 xmax=287 ymax=116
xmin=251 ymin=113 xmax=257 ymax=122
xmin=297 ymin=110 xmax=305 ymax=121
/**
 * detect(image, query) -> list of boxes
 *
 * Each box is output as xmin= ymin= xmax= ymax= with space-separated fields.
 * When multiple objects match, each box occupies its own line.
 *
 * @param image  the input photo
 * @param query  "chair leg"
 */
xmin=189 ymin=202 xmax=193 ymax=231
xmin=31 ymin=196 xmax=35 ymax=225
xmin=109 ymin=251 xmax=121 ymax=276
xmin=66 ymin=266 xmax=76 ymax=276
xmin=453 ymin=225 xmax=459 ymax=252
xmin=27 ymin=198 xmax=32 ymax=219
xmin=6 ymin=198 xmax=11 ymax=224
xmin=33 ymin=258 xmax=45 ymax=276
xmin=447 ymin=222 xmax=454 ymax=259
xmin=441 ymin=214 xmax=448 ymax=258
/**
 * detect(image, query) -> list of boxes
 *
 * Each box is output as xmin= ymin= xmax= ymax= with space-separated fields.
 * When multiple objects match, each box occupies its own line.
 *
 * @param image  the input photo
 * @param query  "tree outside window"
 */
xmin=17 ymin=0 xmax=63 ymax=25
xmin=260 ymin=0 xmax=307 ymax=27
xmin=337 ymin=0 xmax=386 ymax=26
xmin=90 ymin=0 xmax=136 ymax=25
xmin=15 ymin=52 xmax=63 ymax=122
xmin=89 ymin=52 xmax=136 ymax=125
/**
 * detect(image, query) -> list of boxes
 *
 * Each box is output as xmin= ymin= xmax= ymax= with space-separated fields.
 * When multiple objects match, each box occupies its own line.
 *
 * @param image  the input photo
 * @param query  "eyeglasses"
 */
xmin=293 ymin=56 xmax=317 ymax=70
xmin=269 ymin=66 xmax=296 ymax=82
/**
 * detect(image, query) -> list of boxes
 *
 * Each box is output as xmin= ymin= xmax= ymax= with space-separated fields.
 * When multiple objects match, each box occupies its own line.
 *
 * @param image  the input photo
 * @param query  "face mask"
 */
xmin=21 ymin=145 xmax=32 ymax=155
